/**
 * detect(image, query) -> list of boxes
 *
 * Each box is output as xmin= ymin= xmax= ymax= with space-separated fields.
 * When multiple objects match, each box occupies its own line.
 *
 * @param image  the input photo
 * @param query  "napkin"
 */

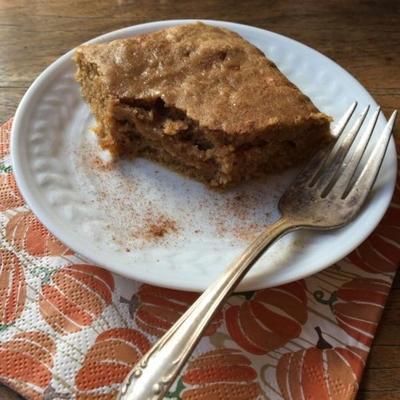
xmin=0 ymin=117 xmax=398 ymax=400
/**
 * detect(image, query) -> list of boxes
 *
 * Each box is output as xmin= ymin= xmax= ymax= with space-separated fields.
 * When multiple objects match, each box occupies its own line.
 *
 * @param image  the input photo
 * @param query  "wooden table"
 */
xmin=0 ymin=1 xmax=399 ymax=399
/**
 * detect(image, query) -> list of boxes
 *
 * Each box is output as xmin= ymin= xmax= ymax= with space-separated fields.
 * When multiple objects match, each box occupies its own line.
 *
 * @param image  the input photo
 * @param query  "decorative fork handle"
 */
xmin=118 ymin=217 xmax=294 ymax=400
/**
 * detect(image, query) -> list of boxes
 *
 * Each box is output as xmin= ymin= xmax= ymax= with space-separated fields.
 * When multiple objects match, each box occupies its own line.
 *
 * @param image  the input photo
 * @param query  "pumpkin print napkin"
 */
xmin=0 ymin=117 xmax=399 ymax=400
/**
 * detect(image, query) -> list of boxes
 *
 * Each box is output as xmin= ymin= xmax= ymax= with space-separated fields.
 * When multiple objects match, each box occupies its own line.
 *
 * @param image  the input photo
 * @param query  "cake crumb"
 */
xmin=163 ymin=119 xmax=188 ymax=135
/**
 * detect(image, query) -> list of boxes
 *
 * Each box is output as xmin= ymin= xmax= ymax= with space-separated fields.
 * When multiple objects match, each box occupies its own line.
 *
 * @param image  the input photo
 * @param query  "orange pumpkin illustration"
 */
xmin=39 ymin=264 xmax=115 ymax=334
xmin=347 ymin=201 xmax=400 ymax=273
xmin=277 ymin=327 xmax=366 ymax=400
xmin=135 ymin=284 xmax=222 ymax=337
xmin=333 ymin=277 xmax=391 ymax=346
xmin=0 ymin=173 xmax=24 ymax=211
xmin=0 ymin=250 xmax=26 ymax=325
xmin=181 ymin=348 xmax=263 ymax=400
xmin=225 ymin=281 xmax=307 ymax=354
xmin=0 ymin=331 xmax=56 ymax=400
xmin=5 ymin=211 xmax=73 ymax=256
xmin=0 ymin=118 xmax=12 ymax=158
xmin=75 ymin=328 xmax=150 ymax=399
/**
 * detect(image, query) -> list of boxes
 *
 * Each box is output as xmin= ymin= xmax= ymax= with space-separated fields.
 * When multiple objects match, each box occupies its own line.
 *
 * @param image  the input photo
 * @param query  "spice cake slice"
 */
xmin=74 ymin=23 xmax=331 ymax=188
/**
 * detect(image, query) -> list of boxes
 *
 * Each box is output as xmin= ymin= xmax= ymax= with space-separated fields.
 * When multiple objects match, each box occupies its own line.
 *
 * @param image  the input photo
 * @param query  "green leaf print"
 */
xmin=0 ymin=323 xmax=11 ymax=332
xmin=166 ymin=378 xmax=186 ymax=399
xmin=0 ymin=163 xmax=12 ymax=173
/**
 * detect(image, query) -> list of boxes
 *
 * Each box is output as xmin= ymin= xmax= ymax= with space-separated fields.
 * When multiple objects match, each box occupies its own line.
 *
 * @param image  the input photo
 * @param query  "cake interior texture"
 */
xmin=74 ymin=23 xmax=331 ymax=188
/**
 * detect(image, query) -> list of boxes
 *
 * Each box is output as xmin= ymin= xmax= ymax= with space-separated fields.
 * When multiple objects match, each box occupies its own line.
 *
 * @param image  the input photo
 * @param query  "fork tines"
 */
xmin=307 ymin=102 xmax=397 ymax=200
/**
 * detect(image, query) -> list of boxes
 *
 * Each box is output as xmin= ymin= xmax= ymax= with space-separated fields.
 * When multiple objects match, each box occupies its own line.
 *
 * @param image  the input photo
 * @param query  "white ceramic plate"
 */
xmin=11 ymin=20 xmax=397 ymax=292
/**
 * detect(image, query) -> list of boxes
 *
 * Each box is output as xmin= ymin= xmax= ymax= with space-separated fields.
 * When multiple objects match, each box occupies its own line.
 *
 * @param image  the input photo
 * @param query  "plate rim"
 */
xmin=11 ymin=19 xmax=397 ymax=292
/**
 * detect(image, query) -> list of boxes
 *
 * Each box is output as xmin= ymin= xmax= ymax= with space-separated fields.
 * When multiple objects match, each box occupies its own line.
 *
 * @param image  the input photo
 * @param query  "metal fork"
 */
xmin=118 ymin=103 xmax=397 ymax=400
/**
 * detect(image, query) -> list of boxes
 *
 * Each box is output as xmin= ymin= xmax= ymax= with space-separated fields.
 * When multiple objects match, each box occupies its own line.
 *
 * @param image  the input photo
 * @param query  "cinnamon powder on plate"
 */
xmin=144 ymin=215 xmax=178 ymax=239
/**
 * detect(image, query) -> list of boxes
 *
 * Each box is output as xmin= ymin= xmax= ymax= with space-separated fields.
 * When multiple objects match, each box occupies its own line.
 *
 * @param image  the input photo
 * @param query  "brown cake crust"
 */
xmin=75 ymin=23 xmax=329 ymax=138
xmin=74 ymin=23 xmax=331 ymax=187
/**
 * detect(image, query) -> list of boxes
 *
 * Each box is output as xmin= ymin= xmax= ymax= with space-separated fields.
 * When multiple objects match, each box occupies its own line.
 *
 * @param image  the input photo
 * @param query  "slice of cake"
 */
xmin=74 ymin=23 xmax=331 ymax=188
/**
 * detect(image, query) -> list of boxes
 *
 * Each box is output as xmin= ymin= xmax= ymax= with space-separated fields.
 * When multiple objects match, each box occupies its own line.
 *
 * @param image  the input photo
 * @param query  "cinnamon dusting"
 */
xmin=91 ymin=155 xmax=115 ymax=171
xmin=145 ymin=215 xmax=177 ymax=239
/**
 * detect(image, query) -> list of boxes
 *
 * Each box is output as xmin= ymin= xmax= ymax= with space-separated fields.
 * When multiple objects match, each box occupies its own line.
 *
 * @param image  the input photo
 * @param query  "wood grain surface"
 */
xmin=0 ymin=0 xmax=399 ymax=399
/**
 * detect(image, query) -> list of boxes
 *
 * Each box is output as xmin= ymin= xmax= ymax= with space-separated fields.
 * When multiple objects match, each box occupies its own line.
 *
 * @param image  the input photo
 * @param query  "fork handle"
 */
xmin=118 ymin=217 xmax=293 ymax=400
